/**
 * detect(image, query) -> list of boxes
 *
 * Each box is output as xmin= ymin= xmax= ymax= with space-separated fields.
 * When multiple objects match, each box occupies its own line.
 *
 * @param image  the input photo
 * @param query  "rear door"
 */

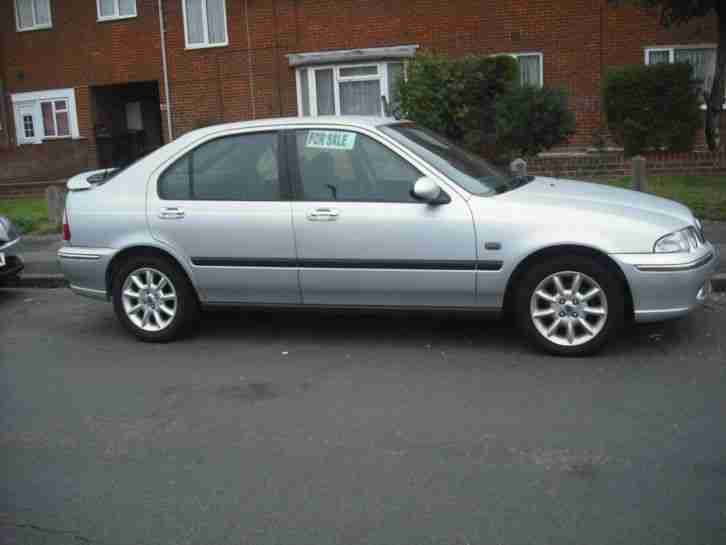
xmin=288 ymin=127 xmax=477 ymax=307
xmin=147 ymin=130 xmax=300 ymax=304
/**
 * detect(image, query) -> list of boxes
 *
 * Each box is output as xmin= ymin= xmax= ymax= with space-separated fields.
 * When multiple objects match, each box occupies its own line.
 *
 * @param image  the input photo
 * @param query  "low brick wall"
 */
xmin=0 ymin=140 xmax=93 ymax=198
xmin=0 ymin=180 xmax=67 ymax=199
xmin=527 ymin=151 xmax=726 ymax=180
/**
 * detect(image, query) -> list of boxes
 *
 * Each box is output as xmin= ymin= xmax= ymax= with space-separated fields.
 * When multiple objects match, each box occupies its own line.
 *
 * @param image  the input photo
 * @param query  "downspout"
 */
xmin=158 ymin=0 xmax=174 ymax=141
xmin=244 ymin=0 xmax=257 ymax=119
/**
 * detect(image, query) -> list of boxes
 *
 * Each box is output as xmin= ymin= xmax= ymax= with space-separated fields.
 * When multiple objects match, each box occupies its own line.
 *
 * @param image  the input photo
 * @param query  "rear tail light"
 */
xmin=62 ymin=209 xmax=71 ymax=241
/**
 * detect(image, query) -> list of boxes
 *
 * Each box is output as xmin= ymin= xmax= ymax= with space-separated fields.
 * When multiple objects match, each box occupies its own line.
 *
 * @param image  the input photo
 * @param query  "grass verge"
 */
xmin=0 ymin=197 xmax=60 ymax=235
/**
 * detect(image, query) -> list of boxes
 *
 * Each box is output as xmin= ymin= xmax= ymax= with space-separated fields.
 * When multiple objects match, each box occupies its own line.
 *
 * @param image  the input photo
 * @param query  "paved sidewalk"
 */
xmin=19 ymin=235 xmax=63 ymax=276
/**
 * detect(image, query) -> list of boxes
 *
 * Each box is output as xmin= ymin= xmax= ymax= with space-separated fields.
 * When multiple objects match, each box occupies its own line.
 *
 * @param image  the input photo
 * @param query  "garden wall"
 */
xmin=527 ymin=151 xmax=726 ymax=180
xmin=0 ymin=140 xmax=93 ymax=198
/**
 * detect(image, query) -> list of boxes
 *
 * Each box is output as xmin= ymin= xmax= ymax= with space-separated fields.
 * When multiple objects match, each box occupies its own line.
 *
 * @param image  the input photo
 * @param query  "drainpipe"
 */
xmin=158 ymin=0 xmax=174 ymax=141
xmin=244 ymin=0 xmax=256 ymax=119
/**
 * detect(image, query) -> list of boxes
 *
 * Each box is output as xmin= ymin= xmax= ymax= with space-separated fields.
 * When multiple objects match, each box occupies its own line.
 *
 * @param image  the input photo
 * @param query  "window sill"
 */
xmin=18 ymin=136 xmax=81 ymax=146
xmin=97 ymin=14 xmax=138 ymax=23
xmin=184 ymin=42 xmax=229 ymax=51
xmin=16 ymin=24 xmax=53 ymax=33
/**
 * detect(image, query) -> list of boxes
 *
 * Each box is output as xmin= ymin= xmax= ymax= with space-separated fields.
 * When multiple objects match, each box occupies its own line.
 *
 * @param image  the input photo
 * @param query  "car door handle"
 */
xmin=159 ymin=207 xmax=185 ymax=220
xmin=307 ymin=208 xmax=339 ymax=221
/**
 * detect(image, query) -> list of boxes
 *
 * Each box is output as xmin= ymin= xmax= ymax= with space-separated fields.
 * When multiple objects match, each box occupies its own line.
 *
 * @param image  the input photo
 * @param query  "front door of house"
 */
xmin=15 ymin=102 xmax=40 ymax=145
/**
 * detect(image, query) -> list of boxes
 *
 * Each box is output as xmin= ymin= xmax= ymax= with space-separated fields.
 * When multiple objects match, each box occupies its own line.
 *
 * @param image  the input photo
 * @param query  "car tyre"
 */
xmin=515 ymin=256 xmax=625 ymax=357
xmin=112 ymin=255 xmax=200 ymax=342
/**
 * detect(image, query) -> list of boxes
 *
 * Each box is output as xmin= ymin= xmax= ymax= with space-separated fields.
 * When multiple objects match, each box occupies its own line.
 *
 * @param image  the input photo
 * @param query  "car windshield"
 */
xmin=379 ymin=122 xmax=519 ymax=196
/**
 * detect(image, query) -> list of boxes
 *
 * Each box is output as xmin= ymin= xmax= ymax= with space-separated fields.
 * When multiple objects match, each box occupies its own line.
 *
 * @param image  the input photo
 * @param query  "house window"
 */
xmin=182 ymin=0 xmax=228 ymax=49
xmin=645 ymin=45 xmax=723 ymax=106
xmin=11 ymin=88 xmax=80 ymax=145
xmin=492 ymin=53 xmax=543 ymax=87
xmin=514 ymin=53 xmax=543 ymax=87
xmin=23 ymin=115 xmax=35 ymax=139
xmin=41 ymin=100 xmax=70 ymax=137
xmin=15 ymin=0 xmax=52 ymax=31
xmin=296 ymin=61 xmax=406 ymax=117
xmin=97 ymin=0 xmax=137 ymax=21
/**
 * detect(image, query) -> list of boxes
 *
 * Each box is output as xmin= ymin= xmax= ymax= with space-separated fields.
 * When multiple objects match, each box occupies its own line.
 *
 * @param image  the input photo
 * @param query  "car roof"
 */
xmin=180 ymin=115 xmax=401 ymax=140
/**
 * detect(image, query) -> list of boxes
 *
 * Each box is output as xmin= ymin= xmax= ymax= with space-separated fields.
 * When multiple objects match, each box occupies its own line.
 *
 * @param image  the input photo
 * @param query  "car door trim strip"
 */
xmin=191 ymin=258 xmax=503 ymax=271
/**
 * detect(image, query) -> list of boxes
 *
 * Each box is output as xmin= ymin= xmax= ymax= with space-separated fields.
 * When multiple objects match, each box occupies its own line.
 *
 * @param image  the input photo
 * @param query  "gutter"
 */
xmin=158 ymin=0 xmax=174 ymax=142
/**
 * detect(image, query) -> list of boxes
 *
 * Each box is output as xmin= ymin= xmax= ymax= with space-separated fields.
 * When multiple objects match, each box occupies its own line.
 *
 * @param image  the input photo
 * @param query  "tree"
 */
xmin=397 ymin=53 xmax=518 ymax=151
xmin=609 ymin=1 xmax=724 ymax=151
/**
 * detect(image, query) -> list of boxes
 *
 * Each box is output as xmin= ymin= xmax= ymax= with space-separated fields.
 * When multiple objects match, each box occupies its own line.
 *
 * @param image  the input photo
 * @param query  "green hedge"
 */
xmin=495 ymin=86 xmax=576 ymax=158
xmin=397 ymin=53 xmax=519 ymax=151
xmin=602 ymin=63 xmax=701 ymax=157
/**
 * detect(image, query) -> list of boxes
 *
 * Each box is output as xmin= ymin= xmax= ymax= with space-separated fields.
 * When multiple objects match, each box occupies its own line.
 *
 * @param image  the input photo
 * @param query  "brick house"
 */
xmin=0 ymin=0 xmax=721 ymax=194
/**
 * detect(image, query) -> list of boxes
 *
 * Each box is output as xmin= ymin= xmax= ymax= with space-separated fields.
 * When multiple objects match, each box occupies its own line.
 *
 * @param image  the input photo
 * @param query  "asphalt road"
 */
xmin=2 ymin=288 xmax=726 ymax=545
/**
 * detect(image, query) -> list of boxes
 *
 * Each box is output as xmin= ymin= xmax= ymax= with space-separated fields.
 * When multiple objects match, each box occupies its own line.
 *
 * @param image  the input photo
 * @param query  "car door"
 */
xmin=288 ymin=127 xmax=477 ymax=307
xmin=147 ymin=130 xmax=300 ymax=304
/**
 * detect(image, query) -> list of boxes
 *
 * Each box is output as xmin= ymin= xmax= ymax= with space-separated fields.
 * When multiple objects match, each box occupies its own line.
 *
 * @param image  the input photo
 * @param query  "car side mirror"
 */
xmin=412 ymin=177 xmax=448 ymax=204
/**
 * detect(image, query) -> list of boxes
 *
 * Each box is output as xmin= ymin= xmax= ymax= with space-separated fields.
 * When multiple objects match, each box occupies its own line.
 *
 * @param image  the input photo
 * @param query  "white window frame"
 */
xmin=96 ymin=0 xmax=137 ymax=22
xmin=495 ymin=52 xmax=544 ymax=88
xmin=14 ymin=0 xmax=53 ymax=32
xmin=181 ymin=0 xmax=229 ymax=50
xmin=10 ymin=88 xmax=80 ymax=145
xmin=40 ymin=99 xmax=70 ymax=139
xmin=295 ymin=61 xmax=406 ymax=117
xmin=644 ymin=44 xmax=724 ymax=109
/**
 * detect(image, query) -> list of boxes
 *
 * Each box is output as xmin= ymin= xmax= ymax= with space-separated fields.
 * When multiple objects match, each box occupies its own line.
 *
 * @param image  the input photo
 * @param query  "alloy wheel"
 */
xmin=529 ymin=270 xmax=608 ymax=347
xmin=121 ymin=267 xmax=177 ymax=332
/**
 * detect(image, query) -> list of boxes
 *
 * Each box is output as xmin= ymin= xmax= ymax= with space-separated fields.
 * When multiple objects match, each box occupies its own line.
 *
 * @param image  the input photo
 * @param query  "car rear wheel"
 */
xmin=112 ymin=255 xmax=199 ymax=342
xmin=515 ymin=256 xmax=625 ymax=356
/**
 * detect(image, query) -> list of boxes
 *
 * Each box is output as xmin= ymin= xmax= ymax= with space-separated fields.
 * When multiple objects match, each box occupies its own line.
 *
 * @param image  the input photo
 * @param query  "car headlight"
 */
xmin=654 ymin=226 xmax=702 ymax=253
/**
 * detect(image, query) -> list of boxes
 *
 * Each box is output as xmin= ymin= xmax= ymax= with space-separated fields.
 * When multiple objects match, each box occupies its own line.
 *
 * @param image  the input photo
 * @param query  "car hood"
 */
xmin=469 ymin=177 xmax=697 ymax=254
xmin=506 ymin=177 xmax=694 ymax=226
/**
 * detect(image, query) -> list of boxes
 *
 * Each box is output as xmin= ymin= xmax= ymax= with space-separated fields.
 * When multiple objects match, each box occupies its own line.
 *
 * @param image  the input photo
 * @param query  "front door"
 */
xmin=289 ymin=127 xmax=477 ymax=307
xmin=148 ymin=130 xmax=300 ymax=304
xmin=15 ymin=102 xmax=41 ymax=145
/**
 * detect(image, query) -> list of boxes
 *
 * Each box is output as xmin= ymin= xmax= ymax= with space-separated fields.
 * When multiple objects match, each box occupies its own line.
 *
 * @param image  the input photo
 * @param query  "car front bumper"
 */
xmin=613 ymin=243 xmax=720 ymax=323
xmin=0 ymin=237 xmax=24 ymax=280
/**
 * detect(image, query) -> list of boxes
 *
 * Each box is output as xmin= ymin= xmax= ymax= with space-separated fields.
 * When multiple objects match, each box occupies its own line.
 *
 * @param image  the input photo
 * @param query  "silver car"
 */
xmin=58 ymin=117 xmax=719 ymax=356
xmin=0 ymin=216 xmax=23 ymax=283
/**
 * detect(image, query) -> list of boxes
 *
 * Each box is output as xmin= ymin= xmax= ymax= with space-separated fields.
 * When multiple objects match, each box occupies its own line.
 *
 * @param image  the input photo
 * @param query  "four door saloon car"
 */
xmin=58 ymin=117 xmax=719 ymax=356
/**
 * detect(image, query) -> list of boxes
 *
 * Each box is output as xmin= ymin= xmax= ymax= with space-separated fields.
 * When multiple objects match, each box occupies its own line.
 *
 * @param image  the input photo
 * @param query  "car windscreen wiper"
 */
xmin=509 ymin=175 xmax=535 ymax=189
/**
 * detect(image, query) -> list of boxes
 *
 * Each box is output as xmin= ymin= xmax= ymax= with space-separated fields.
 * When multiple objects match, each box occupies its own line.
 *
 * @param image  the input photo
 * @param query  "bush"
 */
xmin=603 ymin=63 xmax=701 ymax=157
xmin=495 ymin=86 xmax=576 ymax=158
xmin=397 ymin=53 xmax=518 ymax=151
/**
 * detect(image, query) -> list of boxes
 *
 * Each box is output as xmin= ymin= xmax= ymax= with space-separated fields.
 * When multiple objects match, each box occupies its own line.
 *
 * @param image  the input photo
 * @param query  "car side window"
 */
xmin=294 ymin=129 xmax=422 ymax=202
xmin=159 ymin=132 xmax=280 ymax=201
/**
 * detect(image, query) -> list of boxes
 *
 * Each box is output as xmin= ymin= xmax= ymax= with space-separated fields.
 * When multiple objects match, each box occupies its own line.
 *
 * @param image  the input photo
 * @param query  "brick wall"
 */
xmin=0 ymin=139 xmax=91 ymax=180
xmin=528 ymin=151 xmax=726 ymax=180
xmin=0 ymin=0 xmax=722 ymax=191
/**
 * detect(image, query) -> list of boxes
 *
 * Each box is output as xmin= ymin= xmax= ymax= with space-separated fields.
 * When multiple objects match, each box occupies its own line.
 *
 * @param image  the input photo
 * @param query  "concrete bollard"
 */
xmin=46 ymin=186 xmax=66 ymax=226
xmin=510 ymin=158 xmax=528 ymax=178
xmin=632 ymin=155 xmax=648 ymax=192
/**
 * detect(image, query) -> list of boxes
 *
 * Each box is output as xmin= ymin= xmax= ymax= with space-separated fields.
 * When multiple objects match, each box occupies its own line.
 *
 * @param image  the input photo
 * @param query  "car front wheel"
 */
xmin=515 ymin=256 xmax=625 ymax=356
xmin=112 ymin=255 xmax=199 ymax=342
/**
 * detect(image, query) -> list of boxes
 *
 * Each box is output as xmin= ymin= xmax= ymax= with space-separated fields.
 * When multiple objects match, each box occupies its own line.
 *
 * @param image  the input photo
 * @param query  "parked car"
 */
xmin=58 ymin=117 xmax=719 ymax=356
xmin=0 ymin=216 xmax=23 ymax=284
